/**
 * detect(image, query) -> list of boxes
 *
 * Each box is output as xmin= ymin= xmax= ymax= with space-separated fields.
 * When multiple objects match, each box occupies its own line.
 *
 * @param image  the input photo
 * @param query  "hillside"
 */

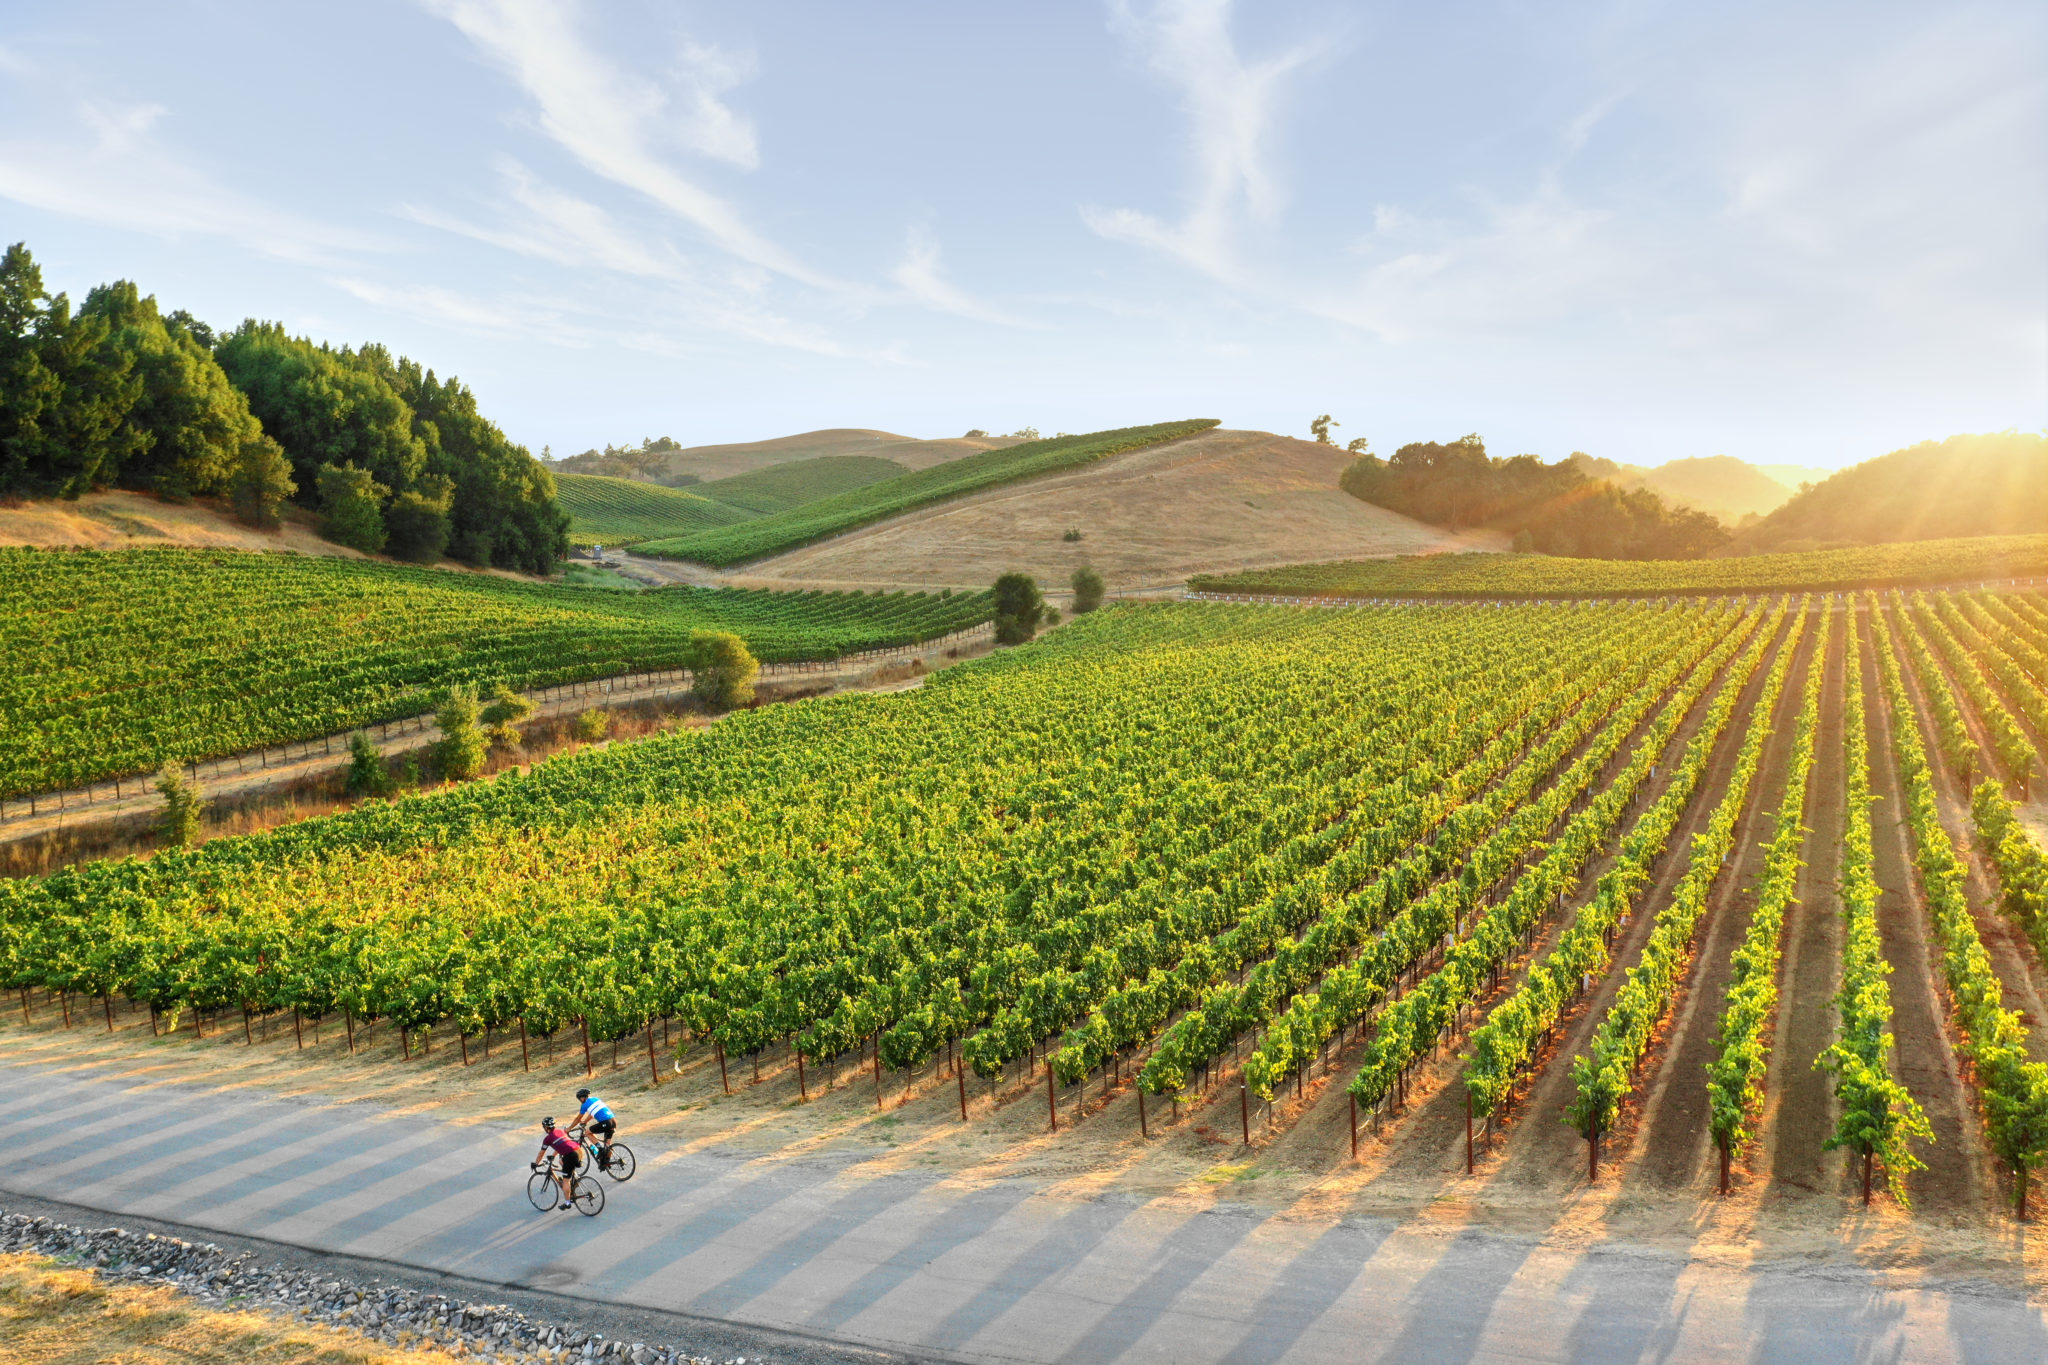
xmin=555 ymin=429 xmax=1021 ymax=484
xmin=692 ymin=455 xmax=910 ymax=515
xmin=1189 ymin=532 xmax=2048 ymax=598
xmin=732 ymin=428 xmax=1502 ymax=592
xmin=643 ymin=421 xmax=1220 ymax=567
xmin=0 ymin=546 xmax=993 ymax=798
xmin=554 ymin=473 xmax=752 ymax=546
xmin=1739 ymin=431 xmax=2047 ymax=550
xmin=1631 ymin=455 xmax=1795 ymax=525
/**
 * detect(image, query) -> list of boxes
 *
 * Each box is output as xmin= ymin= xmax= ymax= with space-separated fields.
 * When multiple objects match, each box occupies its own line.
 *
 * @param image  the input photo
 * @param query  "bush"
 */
xmin=574 ymin=708 xmax=611 ymax=741
xmin=345 ymin=731 xmax=392 ymax=797
xmin=1062 ymin=528 xmax=1082 ymax=542
xmin=155 ymin=762 xmax=203 ymax=847
xmin=1071 ymin=566 xmax=1105 ymax=613
xmin=694 ymin=630 xmax=758 ymax=710
xmin=479 ymin=682 xmax=536 ymax=750
xmin=229 ymin=435 xmax=297 ymax=529
xmin=1512 ymin=528 xmax=1535 ymax=554
xmin=993 ymin=572 xmax=1046 ymax=645
xmin=384 ymin=476 xmax=454 ymax=563
xmin=316 ymin=464 xmax=388 ymax=554
xmin=434 ymin=683 xmax=486 ymax=780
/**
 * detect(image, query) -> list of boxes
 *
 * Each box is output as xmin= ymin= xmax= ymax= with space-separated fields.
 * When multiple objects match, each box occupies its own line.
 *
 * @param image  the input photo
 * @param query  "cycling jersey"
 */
xmin=577 ymin=1095 xmax=615 ymax=1125
xmin=543 ymin=1128 xmax=579 ymax=1160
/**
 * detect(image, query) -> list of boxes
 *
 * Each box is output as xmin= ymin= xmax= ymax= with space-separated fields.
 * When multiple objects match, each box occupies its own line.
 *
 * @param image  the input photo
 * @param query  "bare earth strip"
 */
xmin=1760 ymin=609 xmax=1851 ymax=1204
xmin=727 ymin=429 xmax=1503 ymax=594
xmin=1860 ymin=621 xmax=1988 ymax=1215
xmin=1618 ymin=606 xmax=1820 ymax=1193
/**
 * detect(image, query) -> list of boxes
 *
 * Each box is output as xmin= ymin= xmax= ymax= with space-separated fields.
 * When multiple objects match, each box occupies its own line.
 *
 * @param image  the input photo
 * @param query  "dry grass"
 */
xmin=729 ymin=428 xmax=1504 ymax=593
xmin=0 ymin=1254 xmax=464 ymax=1365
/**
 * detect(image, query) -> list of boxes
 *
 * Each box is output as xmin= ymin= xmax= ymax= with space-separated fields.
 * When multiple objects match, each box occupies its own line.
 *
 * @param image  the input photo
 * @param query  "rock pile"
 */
xmin=0 ymin=1211 xmax=758 ymax=1365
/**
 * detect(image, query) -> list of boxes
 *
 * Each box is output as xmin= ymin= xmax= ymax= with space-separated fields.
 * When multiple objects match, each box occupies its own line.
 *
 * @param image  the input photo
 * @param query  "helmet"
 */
xmin=576 ymin=1088 xmax=591 ymax=1101
xmin=541 ymin=1117 xmax=555 ymax=1130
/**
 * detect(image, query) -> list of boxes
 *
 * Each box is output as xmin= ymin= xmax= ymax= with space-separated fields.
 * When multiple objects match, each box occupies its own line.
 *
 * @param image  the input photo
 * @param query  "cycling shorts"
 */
xmin=591 ymin=1118 xmax=616 ymax=1141
xmin=559 ymin=1148 xmax=581 ymax=1175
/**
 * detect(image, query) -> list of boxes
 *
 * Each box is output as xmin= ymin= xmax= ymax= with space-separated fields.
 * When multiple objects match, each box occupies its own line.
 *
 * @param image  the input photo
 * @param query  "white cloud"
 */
xmin=1083 ymin=0 xmax=1322 ymax=280
xmin=0 ymin=98 xmax=382 ymax=264
xmin=426 ymin=0 xmax=834 ymax=287
xmin=401 ymin=159 xmax=694 ymax=282
xmin=890 ymin=226 xmax=1032 ymax=327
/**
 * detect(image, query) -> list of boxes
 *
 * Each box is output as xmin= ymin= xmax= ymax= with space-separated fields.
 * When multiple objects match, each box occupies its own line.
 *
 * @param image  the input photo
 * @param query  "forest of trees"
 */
xmin=0 ymin=243 xmax=567 ymax=573
xmin=1340 ymin=434 xmax=1730 ymax=559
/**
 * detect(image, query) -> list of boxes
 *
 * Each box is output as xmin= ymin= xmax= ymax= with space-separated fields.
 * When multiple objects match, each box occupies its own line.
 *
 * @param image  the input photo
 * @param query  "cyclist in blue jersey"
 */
xmin=570 ymin=1088 xmax=617 ymax=1169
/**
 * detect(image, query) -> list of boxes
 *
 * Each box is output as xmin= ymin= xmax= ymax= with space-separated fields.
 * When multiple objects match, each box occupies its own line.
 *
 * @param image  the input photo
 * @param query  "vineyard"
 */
xmin=637 ymin=420 xmax=1218 ymax=566
xmin=552 ymin=474 xmax=751 ymax=546
xmin=1187 ymin=533 xmax=2048 ymax=599
xmin=5 ymin=588 xmax=2047 ymax=1219
xmin=0 ymin=547 xmax=993 ymax=799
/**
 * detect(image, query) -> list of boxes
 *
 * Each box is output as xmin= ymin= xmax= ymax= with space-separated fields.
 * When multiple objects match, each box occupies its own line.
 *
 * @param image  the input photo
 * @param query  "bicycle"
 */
xmin=528 ymin=1154 xmax=604 ymax=1216
xmin=585 ymin=1136 xmax=636 ymax=1182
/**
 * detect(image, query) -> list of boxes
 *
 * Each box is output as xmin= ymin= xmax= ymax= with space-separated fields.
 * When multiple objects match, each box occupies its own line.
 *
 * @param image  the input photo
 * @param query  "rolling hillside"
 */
xmin=1738 ymin=431 xmax=2047 ymax=550
xmin=730 ymin=428 xmax=1503 ymax=592
xmin=691 ymin=455 xmax=910 ymax=515
xmin=557 ymin=429 xmax=1022 ymax=484
xmin=554 ymin=474 xmax=752 ymax=546
xmin=642 ymin=421 xmax=1220 ymax=567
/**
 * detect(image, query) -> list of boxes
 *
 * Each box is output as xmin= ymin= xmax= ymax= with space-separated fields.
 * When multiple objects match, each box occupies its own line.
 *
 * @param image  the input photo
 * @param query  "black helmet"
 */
xmin=576 ymin=1088 xmax=590 ymax=1101
xmin=541 ymin=1116 xmax=555 ymax=1130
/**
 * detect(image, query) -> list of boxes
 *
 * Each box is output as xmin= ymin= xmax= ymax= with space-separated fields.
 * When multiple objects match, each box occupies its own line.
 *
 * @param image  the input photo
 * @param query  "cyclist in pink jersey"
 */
xmin=532 ymin=1117 xmax=582 ymax=1210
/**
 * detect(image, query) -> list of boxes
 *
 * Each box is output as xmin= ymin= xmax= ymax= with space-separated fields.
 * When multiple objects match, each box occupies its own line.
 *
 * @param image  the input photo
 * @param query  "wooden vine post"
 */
xmin=519 ymin=1017 xmax=530 ymax=1072
xmin=1349 ymin=1093 xmax=1357 ymax=1160
xmin=1047 ymin=1063 xmax=1057 ymax=1133
xmin=1718 ymin=1138 xmax=1730 ymax=1196
xmin=716 ymin=1039 xmax=729 ymax=1094
xmin=1138 ymin=1087 xmax=1148 ymax=1139
xmin=1588 ymin=1116 xmax=1599 ymax=1182
xmin=1863 ymin=1149 xmax=1873 ymax=1207
xmin=1240 ymin=1083 xmax=1250 ymax=1147
xmin=646 ymin=1021 xmax=662 ymax=1088
xmin=873 ymin=1040 xmax=883 ymax=1110
xmin=957 ymin=1060 xmax=968 ymax=1121
xmin=1466 ymin=1091 xmax=1474 ymax=1175
xmin=104 ymin=996 xmax=115 ymax=1033
xmin=796 ymin=1049 xmax=807 ymax=1100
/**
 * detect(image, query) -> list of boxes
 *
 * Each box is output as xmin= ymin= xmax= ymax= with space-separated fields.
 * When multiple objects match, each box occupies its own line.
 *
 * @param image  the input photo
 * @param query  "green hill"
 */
xmin=692 ymin=455 xmax=910 ymax=516
xmin=1632 ymin=456 xmax=1795 ymax=526
xmin=641 ymin=420 xmax=1219 ymax=567
xmin=554 ymin=473 xmax=752 ymax=546
xmin=0 ymin=546 xmax=993 ymax=799
xmin=1738 ymin=432 xmax=2047 ymax=551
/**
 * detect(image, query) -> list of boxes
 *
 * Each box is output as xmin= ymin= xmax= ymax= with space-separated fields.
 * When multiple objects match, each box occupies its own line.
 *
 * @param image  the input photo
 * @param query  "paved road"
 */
xmin=1 ymin=1061 xmax=2039 ymax=1364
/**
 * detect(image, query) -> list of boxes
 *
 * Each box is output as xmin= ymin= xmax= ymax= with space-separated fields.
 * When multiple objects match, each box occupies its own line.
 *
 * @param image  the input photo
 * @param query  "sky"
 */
xmin=0 ymin=0 xmax=2042 ymax=470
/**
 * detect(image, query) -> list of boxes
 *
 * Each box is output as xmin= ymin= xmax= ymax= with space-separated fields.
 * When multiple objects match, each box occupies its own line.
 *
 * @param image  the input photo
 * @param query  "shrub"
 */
xmin=694 ymin=630 xmax=758 ymax=710
xmin=155 ymin=762 xmax=203 ymax=847
xmin=384 ymin=476 xmax=454 ymax=563
xmin=479 ymin=682 xmax=535 ymax=750
xmin=1071 ymin=566 xmax=1105 ymax=613
xmin=316 ymin=464 xmax=388 ymax=554
xmin=1512 ymin=528 xmax=1535 ymax=554
xmin=434 ymin=683 xmax=486 ymax=780
xmin=229 ymin=435 xmax=296 ymax=529
xmin=1062 ymin=528 xmax=1082 ymax=542
xmin=574 ymin=708 xmax=611 ymax=741
xmin=345 ymin=731 xmax=392 ymax=797
xmin=993 ymin=572 xmax=1045 ymax=645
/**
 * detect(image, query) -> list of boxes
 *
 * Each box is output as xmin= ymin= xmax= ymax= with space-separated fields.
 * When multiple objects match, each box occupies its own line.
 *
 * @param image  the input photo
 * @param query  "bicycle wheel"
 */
xmin=571 ymin=1177 xmax=605 ymax=1217
xmin=601 ymin=1144 xmax=636 ymax=1181
xmin=527 ymin=1169 xmax=560 ymax=1212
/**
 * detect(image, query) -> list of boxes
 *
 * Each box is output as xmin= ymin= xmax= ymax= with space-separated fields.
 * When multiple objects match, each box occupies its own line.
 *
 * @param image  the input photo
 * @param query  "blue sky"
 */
xmin=1 ymin=1 xmax=2041 ymax=469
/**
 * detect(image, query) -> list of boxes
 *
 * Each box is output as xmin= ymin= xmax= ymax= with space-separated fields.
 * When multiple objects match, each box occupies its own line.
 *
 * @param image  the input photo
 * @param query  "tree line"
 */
xmin=0 ymin=243 xmax=567 ymax=573
xmin=1332 ymin=431 xmax=1728 ymax=559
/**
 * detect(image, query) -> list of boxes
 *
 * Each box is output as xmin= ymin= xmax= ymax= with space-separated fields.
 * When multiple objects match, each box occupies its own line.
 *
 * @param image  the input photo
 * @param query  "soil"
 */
xmin=1760 ymin=614 xmax=1850 ymax=1205
xmin=723 ymin=429 xmax=1503 ymax=594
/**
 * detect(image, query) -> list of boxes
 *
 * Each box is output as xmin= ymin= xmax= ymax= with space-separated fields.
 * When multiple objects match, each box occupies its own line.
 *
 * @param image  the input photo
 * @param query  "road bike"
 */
xmin=528 ymin=1154 xmax=604 ymax=1216
xmin=585 ymin=1136 xmax=636 ymax=1182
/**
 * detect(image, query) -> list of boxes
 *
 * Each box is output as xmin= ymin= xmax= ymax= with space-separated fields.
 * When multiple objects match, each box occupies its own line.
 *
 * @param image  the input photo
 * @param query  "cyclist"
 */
xmin=570 ymin=1088 xmax=617 ymax=1169
xmin=532 ymin=1117 xmax=582 ymax=1210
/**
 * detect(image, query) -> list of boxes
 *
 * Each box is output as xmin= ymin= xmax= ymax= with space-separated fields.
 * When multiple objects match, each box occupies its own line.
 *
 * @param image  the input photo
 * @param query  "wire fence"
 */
xmin=0 ymin=622 xmax=994 ymax=825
